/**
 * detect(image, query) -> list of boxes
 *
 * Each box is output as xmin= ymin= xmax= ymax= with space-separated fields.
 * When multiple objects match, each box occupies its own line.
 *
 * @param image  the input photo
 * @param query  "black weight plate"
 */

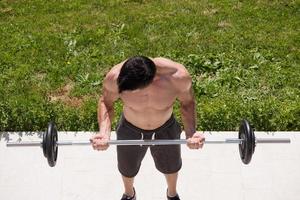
xmin=250 ymin=124 xmax=256 ymax=155
xmin=238 ymin=120 xmax=254 ymax=164
xmin=53 ymin=124 xmax=58 ymax=166
xmin=46 ymin=122 xmax=54 ymax=167
xmin=46 ymin=122 xmax=58 ymax=167
xmin=42 ymin=129 xmax=47 ymax=158
xmin=238 ymin=124 xmax=246 ymax=163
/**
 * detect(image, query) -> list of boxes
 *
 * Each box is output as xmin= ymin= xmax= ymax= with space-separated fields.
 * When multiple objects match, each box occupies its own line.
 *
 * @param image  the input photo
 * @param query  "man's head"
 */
xmin=117 ymin=56 xmax=156 ymax=93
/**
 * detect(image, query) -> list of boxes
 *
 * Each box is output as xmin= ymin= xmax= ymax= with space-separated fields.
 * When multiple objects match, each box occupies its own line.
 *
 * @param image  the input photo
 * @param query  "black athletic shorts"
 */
xmin=116 ymin=114 xmax=182 ymax=178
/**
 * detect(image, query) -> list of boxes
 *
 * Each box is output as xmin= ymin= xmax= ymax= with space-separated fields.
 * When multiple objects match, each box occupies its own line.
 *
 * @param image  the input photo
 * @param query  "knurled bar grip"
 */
xmin=6 ymin=138 xmax=291 ymax=147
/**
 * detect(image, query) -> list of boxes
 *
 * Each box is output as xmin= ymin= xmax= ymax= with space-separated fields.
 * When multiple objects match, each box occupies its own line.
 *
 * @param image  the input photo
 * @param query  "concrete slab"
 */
xmin=0 ymin=131 xmax=299 ymax=200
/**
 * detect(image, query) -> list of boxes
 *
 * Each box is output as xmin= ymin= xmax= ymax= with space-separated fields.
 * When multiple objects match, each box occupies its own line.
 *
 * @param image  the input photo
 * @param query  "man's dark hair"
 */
xmin=117 ymin=56 xmax=156 ymax=93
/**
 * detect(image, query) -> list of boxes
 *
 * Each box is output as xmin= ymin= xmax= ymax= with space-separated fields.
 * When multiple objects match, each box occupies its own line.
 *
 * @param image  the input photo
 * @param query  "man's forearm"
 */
xmin=180 ymin=100 xmax=197 ymax=138
xmin=97 ymin=96 xmax=114 ymax=137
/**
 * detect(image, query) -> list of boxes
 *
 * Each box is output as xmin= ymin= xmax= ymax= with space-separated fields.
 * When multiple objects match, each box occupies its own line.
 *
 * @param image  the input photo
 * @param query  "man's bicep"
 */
xmin=101 ymin=87 xmax=119 ymax=106
xmin=101 ymin=71 xmax=120 ymax=104
xmin=177 ymin=87 xmax=195 ymax=105
xmin=176 ymin=72 xmax=195 ymax=105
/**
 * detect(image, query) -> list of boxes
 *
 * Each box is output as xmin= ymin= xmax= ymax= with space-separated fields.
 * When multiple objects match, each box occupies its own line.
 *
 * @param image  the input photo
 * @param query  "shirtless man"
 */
xmin=90 ymin=56 xmax=205 ymax=200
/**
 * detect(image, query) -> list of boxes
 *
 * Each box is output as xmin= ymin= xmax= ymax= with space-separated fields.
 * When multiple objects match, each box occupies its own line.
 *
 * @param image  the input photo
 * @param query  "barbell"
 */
xmin=6 ymin=119 xmax=290 ymax=167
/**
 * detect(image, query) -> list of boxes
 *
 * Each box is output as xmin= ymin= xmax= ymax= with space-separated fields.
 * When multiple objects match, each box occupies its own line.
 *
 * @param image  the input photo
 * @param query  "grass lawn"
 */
xmin=0 ymin=0 xmax=299 ymax=131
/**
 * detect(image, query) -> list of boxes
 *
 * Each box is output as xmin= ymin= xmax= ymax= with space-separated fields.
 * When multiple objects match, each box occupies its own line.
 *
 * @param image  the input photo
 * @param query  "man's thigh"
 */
xmin=150 ymin=120 xmax=182 ymax=174
xmin=116 ymin=119 xmax=148 ymax=178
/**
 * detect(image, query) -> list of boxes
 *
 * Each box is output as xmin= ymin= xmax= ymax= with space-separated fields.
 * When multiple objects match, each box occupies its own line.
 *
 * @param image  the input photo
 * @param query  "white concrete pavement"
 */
xmin=0 ymin=131 xmax=299 ymax=200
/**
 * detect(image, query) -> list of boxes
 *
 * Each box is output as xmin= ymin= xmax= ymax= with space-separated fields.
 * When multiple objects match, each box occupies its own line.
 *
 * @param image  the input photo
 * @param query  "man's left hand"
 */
xmin=187 ymin=132 xmax=205 ymax=149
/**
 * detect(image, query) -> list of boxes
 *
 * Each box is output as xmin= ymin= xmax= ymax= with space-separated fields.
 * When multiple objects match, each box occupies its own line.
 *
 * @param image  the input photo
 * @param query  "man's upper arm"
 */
xmin=176 ymin=71 xmax=195 ymax=105
xmin=101 ymin=72 xmax=119 ymax=106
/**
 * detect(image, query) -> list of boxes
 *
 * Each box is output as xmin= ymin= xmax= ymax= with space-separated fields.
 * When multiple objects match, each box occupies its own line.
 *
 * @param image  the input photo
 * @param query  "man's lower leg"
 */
xmin=122 ymin=175 xmax=135 ymax=197
xmin=164 ymin=172 xmax=178 ymax=197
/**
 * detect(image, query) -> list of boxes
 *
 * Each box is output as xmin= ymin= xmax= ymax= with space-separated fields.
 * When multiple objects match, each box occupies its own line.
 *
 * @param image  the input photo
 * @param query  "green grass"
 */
xmin=0 ymin=0 xmax=299 ymax=131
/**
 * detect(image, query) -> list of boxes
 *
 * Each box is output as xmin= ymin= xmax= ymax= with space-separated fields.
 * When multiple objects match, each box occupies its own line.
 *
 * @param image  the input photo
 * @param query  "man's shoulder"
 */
xmin=103 ymin=64 xmax=122 ymax=92
xmin=153 ymin=57 xmax=189 ymax=76
xmin=106 ymin=65 xmax=120 ymax=80
xmin=167 ymin=62 xmax=191 ymax=92
xmin=153 ymin=57 xmax=192 ymax=92
xmin=153 ymin=57 xmax=182 ymax=69
xmin=172 ymin=69 xmax=192 ymax=92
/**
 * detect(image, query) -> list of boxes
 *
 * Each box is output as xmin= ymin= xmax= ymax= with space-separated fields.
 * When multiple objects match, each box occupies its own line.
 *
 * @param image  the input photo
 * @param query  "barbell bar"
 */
xmin=6 ymin=119 xmax=291 ymax=167
xmin=6 ymin=138 xmax=291 ymax=146
xmin=6 ymin=139 xmax=243 ymax=146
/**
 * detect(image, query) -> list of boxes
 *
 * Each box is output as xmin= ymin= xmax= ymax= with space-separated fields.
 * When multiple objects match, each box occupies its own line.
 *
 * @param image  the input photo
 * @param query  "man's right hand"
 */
xmin=90 ymin=134 xmax=110 ymax=151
